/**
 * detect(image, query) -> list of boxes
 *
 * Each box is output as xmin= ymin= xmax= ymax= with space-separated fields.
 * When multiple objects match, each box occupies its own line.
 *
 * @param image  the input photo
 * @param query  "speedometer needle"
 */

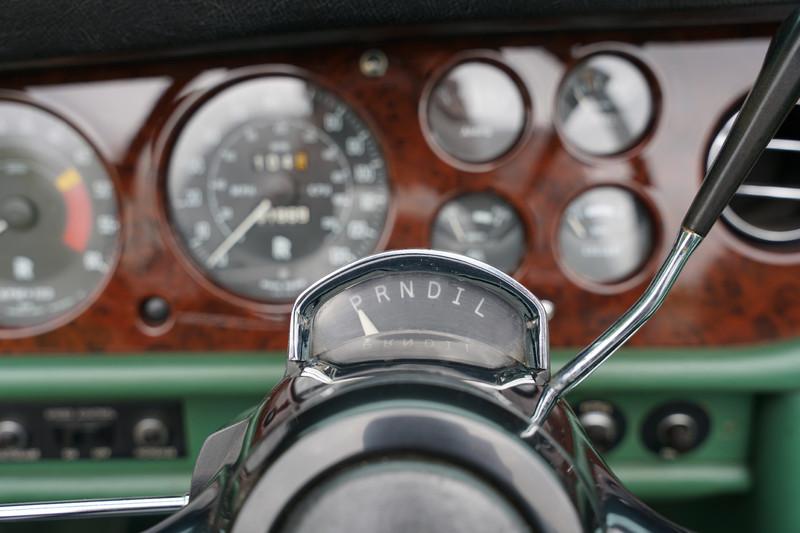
xmin=206 ymin=199 xmax=272 ymax=268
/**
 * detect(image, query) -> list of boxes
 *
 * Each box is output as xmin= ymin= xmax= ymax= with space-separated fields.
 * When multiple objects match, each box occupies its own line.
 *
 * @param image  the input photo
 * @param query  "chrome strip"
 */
xmin=523 ymin=229 xmax=702 ymax=437
xmin=0 ymin=494 xmax=189 ymax=522
xmin=736 ymin=183 xmax=800 ymax=201
xmin=722 ymin=205 xmax=800 ymax=243
xmin=464 ymin=375 xmax=538 ymax=391
xmin=766 ymin=138 xmax=800 ymax=152
xmin=709 ymin=111 xmax=800 ymax=243
xmin=299 ymin=366 xmax=335 ymax=384
xmin=708 ymin=110 xmax=800 ymax=163
xmin=288 ymin=249 xmax=551 ymax=378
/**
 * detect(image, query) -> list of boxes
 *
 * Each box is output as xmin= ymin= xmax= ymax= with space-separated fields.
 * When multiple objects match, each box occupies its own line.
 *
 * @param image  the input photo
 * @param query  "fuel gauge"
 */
xmin=558 ymin=186 xmax=654 ymax=284
xmin=431 ymin=193 xmax=525 ymax=274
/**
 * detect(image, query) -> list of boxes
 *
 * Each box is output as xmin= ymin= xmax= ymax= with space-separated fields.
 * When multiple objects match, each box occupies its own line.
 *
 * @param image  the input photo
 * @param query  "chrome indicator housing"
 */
xmin=288 ymin=249 xmax=550 ymax=384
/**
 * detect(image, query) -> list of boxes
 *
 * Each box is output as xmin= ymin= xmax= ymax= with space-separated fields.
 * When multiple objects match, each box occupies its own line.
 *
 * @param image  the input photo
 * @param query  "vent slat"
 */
xmin=708 ymin=105 xmax=800 ymax=243
xmin=736 ymin=184 xmax=800 ymax=201
xmin=767 ymin=138 xmax=800 ymax=152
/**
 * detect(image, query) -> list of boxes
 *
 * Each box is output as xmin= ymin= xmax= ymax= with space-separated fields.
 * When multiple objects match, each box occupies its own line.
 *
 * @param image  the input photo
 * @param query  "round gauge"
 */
xmin=558 ymin=186 xmax=654 ymax=284
xmin=167 ymin=76 xmax=390 ymax=303
xmin=431 ymin=193 xmax=525 ymax=274
xmin=425 ymin=60 xmax=527 ymax=165
xmin=0 ymin=101 xmax=119 ymax=330
xmin=556 ymin=54 xmax=654 ymax=157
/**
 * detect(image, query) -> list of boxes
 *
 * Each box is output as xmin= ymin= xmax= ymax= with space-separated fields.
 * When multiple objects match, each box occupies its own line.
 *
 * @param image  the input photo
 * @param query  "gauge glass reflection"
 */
xmin=556 ymin=54 xmax=654 ymax=157
xmin=310 ymin=271 xmax=527 ymax=368
xmin=558 ymin=186 xmax=654 ymax=284
xmin=431 ymin=193 xmax=525 ymax=274
xmin=167 ymin=76 xmax=390 ymax=302
xmin=426 ymin=61 xmax=526 ymax=164
xmin=0 ymin=102 xmax=119 ymax=329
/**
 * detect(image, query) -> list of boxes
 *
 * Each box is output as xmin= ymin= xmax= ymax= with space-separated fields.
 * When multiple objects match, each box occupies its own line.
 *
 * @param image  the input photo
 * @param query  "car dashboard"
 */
xmin=1 ymin=4 xmax=799 ymax=532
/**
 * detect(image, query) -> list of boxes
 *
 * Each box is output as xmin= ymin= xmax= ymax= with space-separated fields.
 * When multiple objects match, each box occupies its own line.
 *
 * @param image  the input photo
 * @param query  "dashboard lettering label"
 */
xmin=427 ymin=281 xmax=441 ymax=299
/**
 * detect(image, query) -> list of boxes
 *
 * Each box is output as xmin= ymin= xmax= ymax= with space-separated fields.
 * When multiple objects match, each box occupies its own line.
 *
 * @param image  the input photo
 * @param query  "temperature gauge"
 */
xmin=431 ymin=193 xmax=526 ymax=274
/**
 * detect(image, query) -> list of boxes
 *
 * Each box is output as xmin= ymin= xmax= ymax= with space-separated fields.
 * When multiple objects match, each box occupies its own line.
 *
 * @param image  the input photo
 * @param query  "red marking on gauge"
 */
xmin=56 ymin=168 xmax=92 ymax=252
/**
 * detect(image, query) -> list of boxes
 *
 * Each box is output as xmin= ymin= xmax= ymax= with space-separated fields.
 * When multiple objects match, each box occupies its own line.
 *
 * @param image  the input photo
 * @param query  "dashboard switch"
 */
xmin=0 ymin=420 xmax=27 ymax=450
xmin=575 ymin=400 xmax=625 ymax=452
xmin=656 ymin=413 xmax=698 ymax=454
xmin=133 ymin=417 xmax=170 ymax=447
xmin=642 ymin=401 xmax=710 ymax=458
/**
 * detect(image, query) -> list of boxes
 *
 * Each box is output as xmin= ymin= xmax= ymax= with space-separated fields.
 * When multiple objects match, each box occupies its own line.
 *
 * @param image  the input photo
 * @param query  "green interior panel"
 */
xmin=0 ymin=340 xmax=798 ymax=531
xmin=0 ymin=355 xmax=279 ymax=503
xmin=569 ymin=392 xmax=752 ymax=498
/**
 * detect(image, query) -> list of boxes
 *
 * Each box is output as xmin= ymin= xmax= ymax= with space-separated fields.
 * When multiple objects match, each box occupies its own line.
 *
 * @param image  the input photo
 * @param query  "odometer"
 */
xmin=0 ymin=101 xmax=119 ymax=331
xmin=167 ymin=76 xmax=390 ymax=302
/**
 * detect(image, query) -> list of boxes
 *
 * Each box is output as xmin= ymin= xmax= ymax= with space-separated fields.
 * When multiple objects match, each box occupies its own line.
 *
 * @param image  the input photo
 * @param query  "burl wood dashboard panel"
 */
xmin=1 ymin=22 xmax=797 ymax=354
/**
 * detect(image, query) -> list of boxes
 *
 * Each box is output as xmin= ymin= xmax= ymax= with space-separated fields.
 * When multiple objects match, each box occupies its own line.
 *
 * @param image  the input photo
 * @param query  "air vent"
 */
xmin=708 ymin=105 xmax=800 ymax=244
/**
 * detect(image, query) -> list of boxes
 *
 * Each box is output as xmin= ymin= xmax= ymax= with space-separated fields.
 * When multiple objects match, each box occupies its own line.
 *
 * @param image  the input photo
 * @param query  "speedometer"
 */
xmin=167 ymin=75 xmax=390 ymax=303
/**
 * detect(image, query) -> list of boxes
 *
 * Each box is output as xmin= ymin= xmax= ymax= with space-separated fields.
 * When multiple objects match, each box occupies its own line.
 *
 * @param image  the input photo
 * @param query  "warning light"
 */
xmin=295 ymin=151 xmax=308 ymax=171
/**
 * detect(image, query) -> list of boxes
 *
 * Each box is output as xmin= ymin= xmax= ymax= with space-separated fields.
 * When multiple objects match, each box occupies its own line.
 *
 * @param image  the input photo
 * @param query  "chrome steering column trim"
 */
xmin=523 ymin=228 xmax=702 ymax=437
xmin=0 ymin=494 xmax=189 ymax=522
xmin=288 ymin=249 xmax=551 ymax=380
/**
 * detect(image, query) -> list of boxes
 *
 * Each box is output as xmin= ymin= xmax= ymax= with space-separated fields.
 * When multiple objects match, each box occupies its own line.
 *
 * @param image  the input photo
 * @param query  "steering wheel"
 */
xmin=2 ymin=8 xmax=800 ymax=533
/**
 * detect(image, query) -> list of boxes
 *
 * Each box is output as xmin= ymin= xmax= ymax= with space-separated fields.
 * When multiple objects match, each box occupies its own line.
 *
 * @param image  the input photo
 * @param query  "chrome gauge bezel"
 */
xmin=418 ymin=52 xmax=534 ymax=173
xmin=288 ymin=249 xmax=550 ymax=378
xmin=553 ymin=49 xmax=659 ymax=162
xmin=554 ymin=183 xmax=660 ymax=290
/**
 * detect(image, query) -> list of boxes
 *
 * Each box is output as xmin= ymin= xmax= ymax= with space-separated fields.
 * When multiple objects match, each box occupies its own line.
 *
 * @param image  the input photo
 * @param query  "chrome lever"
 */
xmin=0 ymin=494 xmax=188 ymax=522
xmin=525 ymin=7 xmax=800 ymax=437
xmin=524 ymin=228 xmax=701 ymax=436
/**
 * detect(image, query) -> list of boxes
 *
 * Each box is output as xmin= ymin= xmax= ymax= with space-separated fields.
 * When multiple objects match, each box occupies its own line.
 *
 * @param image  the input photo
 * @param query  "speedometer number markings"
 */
xmin=168 ymin=76 xmax=390 ymax=302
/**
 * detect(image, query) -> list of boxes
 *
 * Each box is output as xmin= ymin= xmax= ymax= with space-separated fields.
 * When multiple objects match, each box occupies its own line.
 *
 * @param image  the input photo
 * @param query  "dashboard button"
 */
xmin=133 ymin=417 xmax=170 ymax=448
xmin=575 ymin=400 xmax=625 ymax=452
xmin=139 ymin=296 xmax=171 ymax=326
xmin=0 ymin=419 xmax=27 ymax=450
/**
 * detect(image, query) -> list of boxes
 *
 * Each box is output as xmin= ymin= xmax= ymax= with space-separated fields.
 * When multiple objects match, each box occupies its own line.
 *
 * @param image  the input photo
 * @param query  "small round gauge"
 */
xmin=0 ymin=101 xmax=119 ymax=330
xmin=431 ymin=193 xmax=525 ymax=274
xmin=558 ymin=186 xmax=654 ymax=284
xmin=556 ymin=53 xmax=654 ymax=157
xmin=167 ymin=76 xmax=390 ymax=303
xmin=425 ymin=60 xmax=527 ymax=165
